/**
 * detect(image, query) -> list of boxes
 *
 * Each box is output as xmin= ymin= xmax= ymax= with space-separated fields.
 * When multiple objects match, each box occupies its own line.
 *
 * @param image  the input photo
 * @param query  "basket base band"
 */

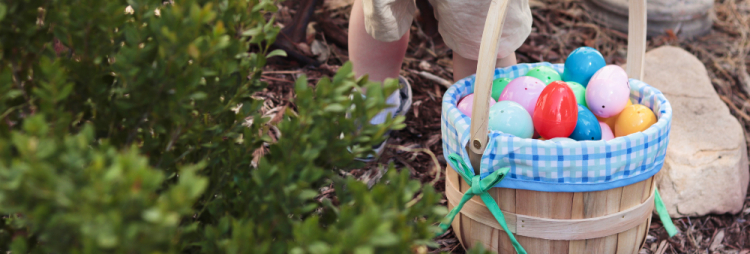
xmin=446 ymin=172 xmax=656 ymax=240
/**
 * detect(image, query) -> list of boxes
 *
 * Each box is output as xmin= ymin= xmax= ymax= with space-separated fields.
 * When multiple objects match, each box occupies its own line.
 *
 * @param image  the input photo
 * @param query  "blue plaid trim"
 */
xmin=442 ymin=63 xmax=673 ymax=192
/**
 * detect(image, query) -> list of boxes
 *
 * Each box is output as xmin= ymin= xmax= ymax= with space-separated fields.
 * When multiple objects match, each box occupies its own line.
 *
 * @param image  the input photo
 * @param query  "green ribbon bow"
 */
xmin=437 ymin=153 xmax=678 ymax=253
xmin=437 ymin=153 xmax=527 ymax=254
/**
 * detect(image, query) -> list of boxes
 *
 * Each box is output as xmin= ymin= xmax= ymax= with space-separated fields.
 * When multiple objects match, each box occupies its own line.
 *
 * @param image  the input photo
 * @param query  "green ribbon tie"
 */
xmin=437 ymin=153 xmax=678 ymax=253
xmin=654 ymin=187 xmax=678 ymax=237
xmin=437 ymin=153 xmax=527 ymax=254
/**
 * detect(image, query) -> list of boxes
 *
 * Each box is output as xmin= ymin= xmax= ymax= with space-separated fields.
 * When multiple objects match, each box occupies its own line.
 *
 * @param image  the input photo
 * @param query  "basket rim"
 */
xmin=444 ymin=62 xmax=671 ymax=145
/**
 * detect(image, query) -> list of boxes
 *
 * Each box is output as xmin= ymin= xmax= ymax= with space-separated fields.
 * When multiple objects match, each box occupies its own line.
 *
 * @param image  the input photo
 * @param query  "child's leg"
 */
xmin=452 ymin=53 xmax=518 ymax=82
xmin=349 ymin=0 xmax=410 ymax=83
xmin=348 ymin=0 xmax=411 ymax=127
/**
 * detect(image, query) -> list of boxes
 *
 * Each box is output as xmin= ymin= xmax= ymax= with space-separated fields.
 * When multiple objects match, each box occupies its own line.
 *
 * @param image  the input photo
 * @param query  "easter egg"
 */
xmin=600 ymin=122 xmax=615 ymax=141
xmin=458 ymin=93 xmax=496 ymax=117
xmin=562 ymin=47 xmax=606 ymax=86
xmin=590 ymin=65 xmax=629 ymax=83
xmin=532 ymin=81 xmax=578 ymax=139
xmin=550 ymin=137 xmax=576 ymax=143
xmin=525 ymin=66 xmax=562 ymax=85
xmin=491 ymin=77 xmax=513 ymax=101
xmin=566 ymin=81 xmax=587 ymax=107
xmin=569 ymin=105 xmax=602 ymax=141
xmin=596 ymin=99 xmax=632 ymax=130
xmin=586 ymin=65 xmax=630 ymax=118
xmin=614 ymin=104 xmax=657 ymax=137
xmin=498 ymin=76 xmax=546 ymax=117
xmin=488 ymin=101 xmax=534 ymax=138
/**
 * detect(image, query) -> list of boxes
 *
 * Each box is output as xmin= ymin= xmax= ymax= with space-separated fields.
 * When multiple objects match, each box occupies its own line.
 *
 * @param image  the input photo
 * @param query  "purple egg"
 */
xmin=585 ymin=65 xmax=630 ymax=118
xmin=589 ymin=65 xmax=629 ymax=86
xmin=498 ymin=76 xmax=546 ymax=117
xmin=457 ymin=93 xmax=496 ymax=117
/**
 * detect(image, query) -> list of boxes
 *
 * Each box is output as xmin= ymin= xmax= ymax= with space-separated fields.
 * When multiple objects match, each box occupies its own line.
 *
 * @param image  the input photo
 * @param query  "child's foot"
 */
xmin=356 ymin=76 xmax=412 ymax=162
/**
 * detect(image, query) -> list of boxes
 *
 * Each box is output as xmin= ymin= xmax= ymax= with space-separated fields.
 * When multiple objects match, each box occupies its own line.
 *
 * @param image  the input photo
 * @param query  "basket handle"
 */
xmin=466 ymin=0 xmax=647 ymax=173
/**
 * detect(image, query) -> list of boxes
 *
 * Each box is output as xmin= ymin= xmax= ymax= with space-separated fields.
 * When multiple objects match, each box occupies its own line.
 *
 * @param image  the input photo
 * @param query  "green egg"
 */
xmin=566 ymin=81 xmax=587 ymax=107
xmin=525 ymin=66 xmax=562 ymax=85
xmin=491 ymin=77 xmax=513 ymax=101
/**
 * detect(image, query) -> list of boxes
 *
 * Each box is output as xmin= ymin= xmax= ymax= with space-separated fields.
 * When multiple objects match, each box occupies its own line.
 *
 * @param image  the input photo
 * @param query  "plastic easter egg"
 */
xmin=491 ymin=77 xmax=513 ymax=101
xmin=457 ymin=93 xmax=496 ymax=117
xmin=488 ymin=101 xmax=534 ymax=138
xmin=562 ymin=47 xmax=606 ymax=86
xmin=498 ymin=76 xmax=546 ymax=117
xmin=614 ymin=104 xmax=657 ymax=137
xmin=600 ymin=122 xmax=615 ymax=141
xmin=596 ymin=99 xmax=632 ymax=130
xmin=586 ymin=65 xmax=630 ymax=118
xmin=550 ymin=137 xmax=576 ymax=143
xmin=569 ymin=105 xmax=602 ymax=141
xmin=532 ymin=81 xmax=578 ymax=139
xmin=566 ymin=81 xmax=587 ymax=107
xmin=590 ymin=65 xmax=629 ymax=83
xmin=525 ymin=66 xmax=562 ymax=85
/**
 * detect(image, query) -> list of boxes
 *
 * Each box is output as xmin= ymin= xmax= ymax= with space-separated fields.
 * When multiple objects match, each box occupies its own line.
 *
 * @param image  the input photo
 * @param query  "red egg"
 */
xmin=533 ymin=81 xmax=579 ymax=139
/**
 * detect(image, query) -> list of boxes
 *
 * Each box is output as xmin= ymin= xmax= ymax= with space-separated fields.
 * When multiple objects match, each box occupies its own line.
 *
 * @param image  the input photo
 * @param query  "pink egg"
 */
xmin=498 ymin=76 xmax=546 ymax=117
xmin=585 ymin=65 xmax=630 ymax=118
xmin=589 ymin=65 xmax=629 ymax=84
xmin=457 ymin=93 xmax=496 ymax=117
xmin=600 ymin=121 xmax=615 ymax=141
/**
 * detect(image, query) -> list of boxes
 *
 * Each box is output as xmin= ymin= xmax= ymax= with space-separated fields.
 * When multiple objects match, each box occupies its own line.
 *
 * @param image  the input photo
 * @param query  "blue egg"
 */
xmin=488 ymin=100 xmax=534 ymax=138
xmin=562 ymin=47 xmax=606 ymax=87
xmin=569 ymin=105 xmax=602 ymax=141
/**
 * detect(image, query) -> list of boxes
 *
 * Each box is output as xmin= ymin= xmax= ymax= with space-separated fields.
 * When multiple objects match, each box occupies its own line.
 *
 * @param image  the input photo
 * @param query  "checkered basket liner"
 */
xmin=441 ymin=62 xmax=672 ymax=192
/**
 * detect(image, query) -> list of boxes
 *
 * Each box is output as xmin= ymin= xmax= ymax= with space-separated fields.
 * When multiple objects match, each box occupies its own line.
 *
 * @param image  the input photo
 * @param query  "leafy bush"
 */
xmin=0 ymin=0 xmax=448 ymax=253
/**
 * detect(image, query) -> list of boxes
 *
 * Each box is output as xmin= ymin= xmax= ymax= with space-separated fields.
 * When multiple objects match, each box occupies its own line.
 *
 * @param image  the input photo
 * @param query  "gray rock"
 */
xmin=642 ymin=46 xmax=749 ymax=217
xmin=585 ymin=0 xmax=714 ymax=39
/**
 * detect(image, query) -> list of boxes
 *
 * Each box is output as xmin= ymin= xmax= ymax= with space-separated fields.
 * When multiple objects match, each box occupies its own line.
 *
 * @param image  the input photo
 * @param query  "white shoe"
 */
xmin=355 ymin=76 xmax=413 ymax=162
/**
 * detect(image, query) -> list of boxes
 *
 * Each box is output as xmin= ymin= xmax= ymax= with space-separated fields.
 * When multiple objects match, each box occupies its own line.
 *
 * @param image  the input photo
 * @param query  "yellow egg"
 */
xmin=614 ymin=104 xmax=657 ymax=137
xmin=597 ymin=99 xmax=631 ymax=130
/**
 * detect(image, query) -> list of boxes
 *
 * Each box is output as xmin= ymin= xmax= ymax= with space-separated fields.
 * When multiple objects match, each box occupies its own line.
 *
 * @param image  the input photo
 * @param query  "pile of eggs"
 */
xmin=457 ymin=47 xmax=657 ymax=141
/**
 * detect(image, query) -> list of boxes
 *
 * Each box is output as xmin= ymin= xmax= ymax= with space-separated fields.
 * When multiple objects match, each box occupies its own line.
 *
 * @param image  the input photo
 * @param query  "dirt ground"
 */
xmin=262 ymin=0 xmax=750 ymax=253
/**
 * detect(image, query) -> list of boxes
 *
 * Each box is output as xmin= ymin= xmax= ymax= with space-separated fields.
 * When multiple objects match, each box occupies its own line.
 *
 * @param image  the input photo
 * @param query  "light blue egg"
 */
xmin=562 ymin=47 xmax=606 ymax=87
xmin=488 ymin=101 xmax=534 ymax=138
xmin=569 ymin=105 xmax=603 ymax=141
xmin=549 ymin=137 xmax=576 ymax=143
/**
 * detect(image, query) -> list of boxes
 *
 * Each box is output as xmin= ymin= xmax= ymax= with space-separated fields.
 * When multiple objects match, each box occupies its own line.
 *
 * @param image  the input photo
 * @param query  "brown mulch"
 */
xmin=262 ymin=0 xmax=750 ymax=253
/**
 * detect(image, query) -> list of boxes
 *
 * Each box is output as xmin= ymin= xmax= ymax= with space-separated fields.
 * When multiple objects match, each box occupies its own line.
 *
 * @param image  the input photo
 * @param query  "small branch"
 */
xmin=410 ymin=69 xmax=452 ymax=88
xmin=388 ymin=144 xmax=443 ymax=186
xmin=719 ymin=95 xmax=750 ymax=121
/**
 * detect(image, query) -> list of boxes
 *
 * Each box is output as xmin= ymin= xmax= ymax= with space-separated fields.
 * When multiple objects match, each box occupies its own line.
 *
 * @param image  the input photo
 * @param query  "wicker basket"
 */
xmin=439 ymin=0 xmax=675 ymax=253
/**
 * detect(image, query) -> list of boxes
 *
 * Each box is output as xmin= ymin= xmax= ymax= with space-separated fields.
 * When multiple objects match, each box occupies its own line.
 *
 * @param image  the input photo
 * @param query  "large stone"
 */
xmin=642 ymin=46 xmax=749 ymax=217
xmin=585 ymin=0 xmax=714 ymax=39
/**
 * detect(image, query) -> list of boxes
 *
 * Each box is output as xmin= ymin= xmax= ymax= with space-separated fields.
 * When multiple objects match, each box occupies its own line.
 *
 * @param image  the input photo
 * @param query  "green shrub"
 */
xmin=0 ymin=0 xmax=448 ymax=253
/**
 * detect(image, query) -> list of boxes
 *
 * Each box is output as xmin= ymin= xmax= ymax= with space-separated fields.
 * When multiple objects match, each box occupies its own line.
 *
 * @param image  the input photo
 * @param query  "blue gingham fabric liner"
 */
xmin=442 ymin=62 xmax=673 ymax=192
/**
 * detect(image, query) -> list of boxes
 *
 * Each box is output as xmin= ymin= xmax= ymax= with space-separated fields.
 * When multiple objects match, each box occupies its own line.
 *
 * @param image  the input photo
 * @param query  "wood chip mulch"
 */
xmin=259 ymin=0 xmax=750 ymax=253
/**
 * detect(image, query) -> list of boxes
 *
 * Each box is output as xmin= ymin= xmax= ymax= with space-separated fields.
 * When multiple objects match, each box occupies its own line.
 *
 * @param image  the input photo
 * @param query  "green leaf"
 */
xmin=324 ymin=104 xmax=345 ymax=113
xmin=190 ymin=92 xmax=208 ymax=100
xmin=0 ymin=3 xmax=6 ymax=22
xmin=266 ymin=49 xmax=287 ymax=59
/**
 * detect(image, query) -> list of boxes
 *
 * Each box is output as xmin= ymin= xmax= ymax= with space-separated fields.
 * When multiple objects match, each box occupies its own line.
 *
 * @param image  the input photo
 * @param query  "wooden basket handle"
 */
xmin=466 ymin=0 xmax=647 ymax=173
